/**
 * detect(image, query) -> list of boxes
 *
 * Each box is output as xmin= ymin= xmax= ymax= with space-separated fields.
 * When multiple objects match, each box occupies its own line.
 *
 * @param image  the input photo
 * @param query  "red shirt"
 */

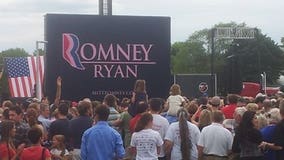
xmin=0 ymin=143 xmax=16 ymax=159
xmin=129 ymin=114 xmax=142 ymax=133
xmin=20 ymin=146 xmax=51 ymax=160
xmin=221 ymin=104 xmax=237 ymax=119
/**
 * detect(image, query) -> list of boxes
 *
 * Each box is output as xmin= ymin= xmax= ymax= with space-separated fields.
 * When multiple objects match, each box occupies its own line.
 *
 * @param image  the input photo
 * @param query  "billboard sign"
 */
xmin=175 ymin=74 xmax=217 ymax=98
xmin=45 ymin=14 xmax=172 ymax=100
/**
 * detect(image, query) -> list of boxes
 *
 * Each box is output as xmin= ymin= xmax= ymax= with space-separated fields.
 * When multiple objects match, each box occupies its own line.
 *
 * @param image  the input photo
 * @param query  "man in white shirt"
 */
xmin=149 ymin=98 xmax=170 ymax=160
xmin=198 ymin=111 xmax=233 ymax=160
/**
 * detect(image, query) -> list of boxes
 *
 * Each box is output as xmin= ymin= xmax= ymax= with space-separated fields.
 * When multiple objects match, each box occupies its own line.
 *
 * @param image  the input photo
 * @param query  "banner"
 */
xmin=45 ymin=14 xmax=172 ymax=101
xmin=175 ymin=74 xmax=216 ymax=98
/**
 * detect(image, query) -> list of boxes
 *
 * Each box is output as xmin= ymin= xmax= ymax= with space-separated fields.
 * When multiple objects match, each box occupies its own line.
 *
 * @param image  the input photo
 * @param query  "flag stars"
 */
xmin=6 ymin=57 xmax=30 ymax=78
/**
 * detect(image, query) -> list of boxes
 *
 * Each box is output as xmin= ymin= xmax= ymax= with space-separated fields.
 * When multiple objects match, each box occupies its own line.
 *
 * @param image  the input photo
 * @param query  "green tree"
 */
xmin=226 ymin=34 xmax=284 ymax=84
xmin=171 ymin=22 xmax=247 ymax=75
xmin=0 ymin=48 xmax=29 ymax=65
xmin=171 ymin=22 xmax=284 ymax=95
xmin=171 ymin=41 xmax=208 ymax=74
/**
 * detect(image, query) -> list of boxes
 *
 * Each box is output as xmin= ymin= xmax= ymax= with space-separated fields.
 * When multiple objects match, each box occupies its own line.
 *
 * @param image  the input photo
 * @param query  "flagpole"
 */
xmin=36 ymin=40 xmax=47 ymax=100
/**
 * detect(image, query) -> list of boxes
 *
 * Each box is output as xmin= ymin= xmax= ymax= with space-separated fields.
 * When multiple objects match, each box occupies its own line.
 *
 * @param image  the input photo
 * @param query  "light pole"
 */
xmin=35 ymin=40 xmax=47 ymax=100
xmin=210 ymin=28 xmax=216 ymax=96
xmin=261 ymin=72 xmax=266 ymax=94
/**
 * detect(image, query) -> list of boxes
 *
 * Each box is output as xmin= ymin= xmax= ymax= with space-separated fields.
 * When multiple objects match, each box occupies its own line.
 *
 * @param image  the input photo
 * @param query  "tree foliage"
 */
xmin=171 ymin=41 xmax=208 ymax=74
xmin=171 ymin=22 xmax=247 ymax=74
xmin=226 ymin=34 xmax=284 ymax=84
xmin=0 ymin=48 xmax=29 ymax=65
xmin=171 ymin=22 xmax=284 ymax=95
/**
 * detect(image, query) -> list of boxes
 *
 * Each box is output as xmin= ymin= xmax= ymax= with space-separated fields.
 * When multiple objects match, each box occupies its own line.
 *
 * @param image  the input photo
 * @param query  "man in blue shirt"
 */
xmin=81 ymin=104 xmax=125 ymax=160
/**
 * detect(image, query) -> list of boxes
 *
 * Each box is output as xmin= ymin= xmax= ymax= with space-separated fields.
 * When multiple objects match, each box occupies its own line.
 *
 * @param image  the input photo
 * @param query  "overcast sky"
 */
xmin=0 ymin=0 xmax=283 ymax=53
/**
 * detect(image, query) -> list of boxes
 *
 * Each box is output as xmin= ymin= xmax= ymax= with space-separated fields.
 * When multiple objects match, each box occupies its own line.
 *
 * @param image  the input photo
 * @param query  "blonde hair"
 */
xmin=234 ymin=107 xmax=247 ymax=117
xmin=199 ymin=109 xmax=212 ymax=129
xmin=52 ymin=135 xmax=66 ymax=150
xmin=170 ymin=84 xmax=181 ymax=95
xmin=246 ymin=103 xmax=258 ymax=112
xmin=69 ymin=107 xmax=79 ymax=117
xmin=267 ymin=108 xmax=281 ymax=124
xmin=26 ymin=108 xmax=39 ymax=127
xmin=257 ymin=113 xmax=268 ymax=129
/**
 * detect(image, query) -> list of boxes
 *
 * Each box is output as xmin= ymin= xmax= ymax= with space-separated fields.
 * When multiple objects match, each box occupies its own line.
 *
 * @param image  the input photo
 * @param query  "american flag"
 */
xmin=5 ymin=56 xmax=44 ymax=98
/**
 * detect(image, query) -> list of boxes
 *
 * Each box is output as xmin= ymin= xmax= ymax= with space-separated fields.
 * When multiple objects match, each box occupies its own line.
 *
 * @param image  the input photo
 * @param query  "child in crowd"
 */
xmin=50 ymin=135 xmax=70 ymax=160
xmin=128 ymin=79 xmax=148 ymax=117
xmin=165 ymin=84 xmax=186 ymax=123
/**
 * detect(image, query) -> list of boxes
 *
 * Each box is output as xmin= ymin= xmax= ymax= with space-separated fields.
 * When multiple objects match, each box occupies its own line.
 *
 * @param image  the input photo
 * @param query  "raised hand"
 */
xmin=57 ymin=76 xmax=62 ymax=86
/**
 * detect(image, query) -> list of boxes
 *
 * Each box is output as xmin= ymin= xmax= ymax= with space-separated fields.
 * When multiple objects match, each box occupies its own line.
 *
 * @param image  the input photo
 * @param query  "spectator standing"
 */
xmin=191 ymin=107 xmax=212 ymax=131
xmin=223 ymin=107 xmax=247 ymax=136
xmin=110 ymin=98 xmax=133 ymax=159
xmin=0 ymin=120 xmax=25 ymax=160
xmin=130 ymin=113 xmax=163 ymax=160
xmin=20 ymin=127 xmax=51 ymax=160
xmin=129 ymin=101 xmax=148 ymax=133
xmin=48 ymin=102 xmax=70 ymax=150
xmin=80 ymin=104 xmax=125 ymax=160
xmin=221 ymin=94 xmax=239 ymax=119
xmin=9 ymin=105 xmax=30 ymax=147
xmin=103 ymin=94 xmax=120 ymax=130
xmin=262 ymin=99 xmax=273 ymax=115
xmin=209 ymin=96 xmax=221 ymax=111
xmin=165 ymin=108 xmax=200 ymax=160
xmin=237 ymin=97 xmax=248 ymax=108
xmin=38 ymin=103 xmax=52 ymax=135
xmin=232 ymin=111 xmax=264 ymax=160
xmin=272 ymin=100 xmax=284 ymax=159
xmin=261 ymin=108 xmax=281 ymax=160
xmin=69 ymin=101 xmax=93 ymax=160
xmin=255 ymin=95 xmax=266 ymax=111
xmin=50 ymin=135 xmax=70 ymax=160
xmin=233 ymin=107 xmax=247 ymax=127
xmin=149 ymin=98 xmax=170 ymax=160
xmin=198 ymin=111 xmax=233 ymax=160
xmin=246 ymin=103 xmax=258 ymax=112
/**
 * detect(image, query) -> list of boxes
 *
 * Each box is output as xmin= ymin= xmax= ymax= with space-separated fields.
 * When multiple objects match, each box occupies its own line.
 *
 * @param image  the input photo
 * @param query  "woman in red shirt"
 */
xmin=0 ymin=120 xmax=24 ymax=160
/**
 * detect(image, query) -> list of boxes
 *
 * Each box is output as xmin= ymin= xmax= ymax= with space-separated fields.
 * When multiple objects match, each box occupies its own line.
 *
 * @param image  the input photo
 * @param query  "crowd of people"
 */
xmin=0 ymin=78 xmax=284 ymax=160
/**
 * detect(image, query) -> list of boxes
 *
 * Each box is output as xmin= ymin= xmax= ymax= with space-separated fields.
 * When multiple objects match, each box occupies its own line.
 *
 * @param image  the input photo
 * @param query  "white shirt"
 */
xmin=152 ymin=114 xmax=170 ymax=157
xmin=198 ymin=123 xmax=233 ymax=156
xmin=131 ymin=129 xmax=163 ymax=160
xmin=167 ymin=95 xmax=185 ymax=116
xmin=165 ymin=121 xmax=200 ymax=160
xmin=38 ymin=115 xmax=52 ymax=133
xmin=50 ymin=148 xmax=69 ymax=156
